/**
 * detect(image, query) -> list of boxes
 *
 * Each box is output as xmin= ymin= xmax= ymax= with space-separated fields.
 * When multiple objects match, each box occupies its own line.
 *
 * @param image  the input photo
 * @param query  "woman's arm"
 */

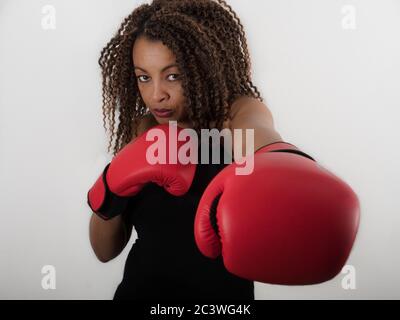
xmin=89 ymin=113 xmax=157 ymax=262
xmin=89 ymin=214 xmax=129 ymax=262
xmin=229 ymin=96 xmax=283 ymax=160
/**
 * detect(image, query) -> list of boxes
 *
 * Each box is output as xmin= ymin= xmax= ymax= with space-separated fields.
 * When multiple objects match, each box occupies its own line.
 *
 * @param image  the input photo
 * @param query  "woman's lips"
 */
xmin=153 ymin=109 xmax=174 ymax=118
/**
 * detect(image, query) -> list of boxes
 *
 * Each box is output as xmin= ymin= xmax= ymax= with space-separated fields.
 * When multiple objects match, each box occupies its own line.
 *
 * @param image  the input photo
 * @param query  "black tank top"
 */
xmin=113 ymin=140 xmax=254 ymax=300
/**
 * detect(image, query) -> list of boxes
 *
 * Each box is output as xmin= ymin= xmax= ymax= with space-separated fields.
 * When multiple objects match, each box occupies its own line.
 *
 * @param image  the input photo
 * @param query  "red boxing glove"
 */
xmin=194 ymin=142 xmax=360 ymax=285
xmin=87 ymin=123 xmax=197 ymax=220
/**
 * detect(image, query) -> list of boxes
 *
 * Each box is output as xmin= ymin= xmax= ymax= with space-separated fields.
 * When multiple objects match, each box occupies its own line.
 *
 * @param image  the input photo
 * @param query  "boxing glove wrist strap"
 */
xmin=87 ymin=163 xmax=130 ymax=221
xmin=255 ymin=141 xmax=316 ymax=161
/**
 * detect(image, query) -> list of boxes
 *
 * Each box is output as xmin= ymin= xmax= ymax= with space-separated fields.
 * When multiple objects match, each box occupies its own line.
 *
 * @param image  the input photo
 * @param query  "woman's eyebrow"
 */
xmin=134 ymin=63 xmax=178 ymax=73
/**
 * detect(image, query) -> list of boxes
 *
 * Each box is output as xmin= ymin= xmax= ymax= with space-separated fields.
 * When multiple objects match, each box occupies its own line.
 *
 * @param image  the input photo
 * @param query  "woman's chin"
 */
xmin=152 ymin=115 xmax=191 ymax=128
xmin=155 ymin=117 xmax=175 ymax=124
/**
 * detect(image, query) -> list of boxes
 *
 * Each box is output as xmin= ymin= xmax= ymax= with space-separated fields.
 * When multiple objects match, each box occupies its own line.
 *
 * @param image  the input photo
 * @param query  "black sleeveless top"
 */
xmin=113 ymin=140 xmax=254 ymax=300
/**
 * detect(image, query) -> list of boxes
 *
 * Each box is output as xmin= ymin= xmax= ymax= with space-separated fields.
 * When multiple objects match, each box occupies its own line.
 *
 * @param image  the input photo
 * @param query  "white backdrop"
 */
xmin=0 ymin=0 xmax=399 ymax=299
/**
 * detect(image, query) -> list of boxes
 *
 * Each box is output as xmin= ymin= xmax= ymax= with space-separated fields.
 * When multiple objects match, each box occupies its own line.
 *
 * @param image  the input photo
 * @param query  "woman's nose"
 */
xmin=151 ymin=81 xmax=169 ymax=102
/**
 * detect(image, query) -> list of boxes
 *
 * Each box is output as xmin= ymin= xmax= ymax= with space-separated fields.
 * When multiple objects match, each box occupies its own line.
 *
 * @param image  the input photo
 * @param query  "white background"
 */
xmin=0 ymin=0 xmax=399 ymax=299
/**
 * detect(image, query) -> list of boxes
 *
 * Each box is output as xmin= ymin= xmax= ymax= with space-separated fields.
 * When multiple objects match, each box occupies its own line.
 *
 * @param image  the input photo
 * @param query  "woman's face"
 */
xmin=132 ymin=36 xmax=191 ymax=127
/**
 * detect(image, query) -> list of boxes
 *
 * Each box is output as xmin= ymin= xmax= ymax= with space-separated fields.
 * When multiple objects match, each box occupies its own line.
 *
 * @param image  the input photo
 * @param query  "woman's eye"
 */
xmin=168 ymin=74 xmax=180 ymax=81
xmin=136 ymin=75 xmax=149 ymax=83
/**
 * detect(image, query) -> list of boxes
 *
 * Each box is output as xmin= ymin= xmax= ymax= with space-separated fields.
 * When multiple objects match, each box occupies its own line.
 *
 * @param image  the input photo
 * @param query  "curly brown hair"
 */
xmin=98 ymin=0 xmax=263 ymax=156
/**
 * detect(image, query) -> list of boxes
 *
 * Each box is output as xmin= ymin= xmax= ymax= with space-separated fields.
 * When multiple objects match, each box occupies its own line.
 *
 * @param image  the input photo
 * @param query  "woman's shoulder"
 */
xmin=229 ymin=95 xmax=266 ymax=119
xmin=131 ymin=113 xmax=158 ymax=140
xmin=218 ymin=95 xmax=259 ymax=130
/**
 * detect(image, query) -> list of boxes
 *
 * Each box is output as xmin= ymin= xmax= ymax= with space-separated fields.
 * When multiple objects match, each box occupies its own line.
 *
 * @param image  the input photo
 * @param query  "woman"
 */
xmin=88 ymin=0 xmax=280 ymax=300
xmin=87 ymin=0 xmax=359 ymax=300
